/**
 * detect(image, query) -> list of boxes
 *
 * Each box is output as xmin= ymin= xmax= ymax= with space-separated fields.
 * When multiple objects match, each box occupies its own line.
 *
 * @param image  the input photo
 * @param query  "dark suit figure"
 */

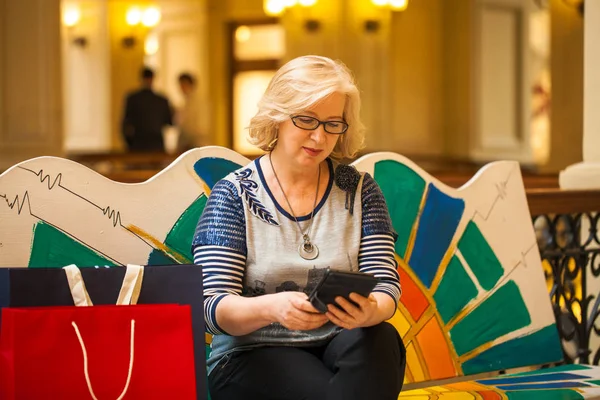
xmin=122 ymin=67 xmax=173 ymax=152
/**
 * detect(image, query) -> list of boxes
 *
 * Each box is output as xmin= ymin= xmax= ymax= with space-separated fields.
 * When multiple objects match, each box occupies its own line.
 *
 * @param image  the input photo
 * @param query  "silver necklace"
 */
xmin=269 ymin=153 xmax=321 ymax=260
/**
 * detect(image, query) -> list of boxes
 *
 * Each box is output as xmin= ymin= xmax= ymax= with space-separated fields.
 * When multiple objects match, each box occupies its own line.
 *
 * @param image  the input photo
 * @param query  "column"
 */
xmin=0 ymin=0 xmax=63 ymax=170
xmin=559 ymin=0 xmax=600 ymax=189
xmin=469 ymin=0 xmax=535 ymax=164
xmin=62 ymin=1 xmax=111 ymax=153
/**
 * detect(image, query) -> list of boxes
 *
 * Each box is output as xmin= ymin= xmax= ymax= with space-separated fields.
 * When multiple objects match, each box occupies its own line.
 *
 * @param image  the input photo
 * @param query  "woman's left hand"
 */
xmin=326 ymin=292 xmax=379 ymax=330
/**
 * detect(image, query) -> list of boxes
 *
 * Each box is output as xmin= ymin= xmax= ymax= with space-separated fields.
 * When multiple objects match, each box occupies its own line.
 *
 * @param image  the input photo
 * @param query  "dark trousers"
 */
xmin=208 ymin=322 xmax=406 ymax=400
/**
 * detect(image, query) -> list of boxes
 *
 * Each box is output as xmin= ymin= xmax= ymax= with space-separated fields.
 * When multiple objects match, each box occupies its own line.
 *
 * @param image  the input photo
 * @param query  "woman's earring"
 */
xmin=267 ymin=137 xmax=278 ymax=150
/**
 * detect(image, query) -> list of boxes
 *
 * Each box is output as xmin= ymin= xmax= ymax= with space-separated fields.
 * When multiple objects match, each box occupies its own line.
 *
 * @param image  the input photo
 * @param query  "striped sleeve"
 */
xmin=192 ymin=179 xmax=247 ymax=335
xmin=194 ymin=245 xmax=245 ymax=335
xmin=359 ymin=173 xmax=401 ymax=307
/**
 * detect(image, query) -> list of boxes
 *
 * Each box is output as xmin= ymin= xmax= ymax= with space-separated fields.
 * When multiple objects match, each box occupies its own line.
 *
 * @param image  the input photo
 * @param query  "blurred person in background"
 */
xmin=176 ymin=72 xmax=205 ymax=150
xmin=121 ymin=67 xmax=173 ymax=152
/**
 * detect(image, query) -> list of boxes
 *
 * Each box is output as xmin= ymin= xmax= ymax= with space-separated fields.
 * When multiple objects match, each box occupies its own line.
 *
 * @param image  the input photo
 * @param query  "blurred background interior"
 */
xmin=0 ymin=0 xmax=587 ymax=187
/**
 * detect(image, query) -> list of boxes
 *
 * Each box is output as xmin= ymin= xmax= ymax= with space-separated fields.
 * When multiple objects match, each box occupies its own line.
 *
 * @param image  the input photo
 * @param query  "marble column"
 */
xmin=559 ymin=0 xmax=600 ymax=189
xmin=62 ymin=1 xmax=111 ymax=153
xmin=0 ymin=0 xmax=63 ymax=170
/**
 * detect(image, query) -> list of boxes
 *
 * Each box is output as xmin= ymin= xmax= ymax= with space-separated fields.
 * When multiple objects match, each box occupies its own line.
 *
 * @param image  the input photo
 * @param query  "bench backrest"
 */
xmin=353 ymin=152 xmax=563 ymax=383
xmin=0 ymin=146 xmax=563 ymax=384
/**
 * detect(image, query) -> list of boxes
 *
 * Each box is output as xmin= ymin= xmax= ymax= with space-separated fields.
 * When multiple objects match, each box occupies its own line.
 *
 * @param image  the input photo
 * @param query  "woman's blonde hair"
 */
xmin=248 ymin=55 xmax=365 ymax=160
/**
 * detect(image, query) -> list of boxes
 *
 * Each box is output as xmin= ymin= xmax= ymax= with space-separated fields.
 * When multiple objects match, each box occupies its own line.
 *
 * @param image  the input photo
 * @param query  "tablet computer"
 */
xmin=308 ymin=268 xmax=378 ymax=313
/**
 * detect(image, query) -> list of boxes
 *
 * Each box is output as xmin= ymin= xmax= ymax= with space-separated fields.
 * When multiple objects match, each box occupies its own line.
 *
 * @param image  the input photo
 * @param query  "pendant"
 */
xmin=298 ymin=241 xmax=319 ymax=260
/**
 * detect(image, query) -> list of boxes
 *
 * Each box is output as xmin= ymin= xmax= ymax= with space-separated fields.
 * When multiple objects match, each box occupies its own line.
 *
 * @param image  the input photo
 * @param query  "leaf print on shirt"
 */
xmin=235 ymin=168 xmax=280 ymax=226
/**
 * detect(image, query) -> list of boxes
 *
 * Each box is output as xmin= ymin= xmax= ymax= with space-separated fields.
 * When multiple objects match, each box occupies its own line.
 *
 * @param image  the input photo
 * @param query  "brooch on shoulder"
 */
xmin=334 ymin=164 xmax=361 ymax=215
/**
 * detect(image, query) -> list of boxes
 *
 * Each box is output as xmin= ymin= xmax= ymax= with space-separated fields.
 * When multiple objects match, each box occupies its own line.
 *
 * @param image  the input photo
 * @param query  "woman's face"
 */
xmin=275 ymin=92 xmax=345 ymax=169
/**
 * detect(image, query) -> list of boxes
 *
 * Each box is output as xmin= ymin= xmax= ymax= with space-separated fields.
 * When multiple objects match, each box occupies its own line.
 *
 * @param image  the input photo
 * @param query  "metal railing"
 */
xmin=529 ymin=189 xmax=600 ymax=365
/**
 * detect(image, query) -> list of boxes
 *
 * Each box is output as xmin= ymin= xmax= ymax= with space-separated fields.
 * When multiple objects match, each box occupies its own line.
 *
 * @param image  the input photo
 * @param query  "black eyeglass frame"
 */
xmin=290 ymin=115 xmax=349 ymax=135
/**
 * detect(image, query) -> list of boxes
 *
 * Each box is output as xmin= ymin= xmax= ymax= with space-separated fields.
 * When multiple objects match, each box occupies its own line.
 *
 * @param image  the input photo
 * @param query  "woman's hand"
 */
xmin=325 ymin=293 xmax=380 ymax=330
xmin=269 ymin=292 xmax=329 ymax=331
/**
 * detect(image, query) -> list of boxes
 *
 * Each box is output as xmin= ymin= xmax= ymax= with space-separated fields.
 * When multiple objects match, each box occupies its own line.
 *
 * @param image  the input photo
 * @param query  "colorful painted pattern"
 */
xmin=399 ymin=364 xmax=600 ymax=399
xmin=0 ymin=148 xmax=245 ymax=269
xmin=353 ymin=153 xmax=564 ymax=383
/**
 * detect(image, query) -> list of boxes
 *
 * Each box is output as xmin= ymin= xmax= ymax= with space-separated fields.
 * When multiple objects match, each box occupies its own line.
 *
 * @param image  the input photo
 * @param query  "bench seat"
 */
xmin=400 ymin=365 xmax=600 ymax=399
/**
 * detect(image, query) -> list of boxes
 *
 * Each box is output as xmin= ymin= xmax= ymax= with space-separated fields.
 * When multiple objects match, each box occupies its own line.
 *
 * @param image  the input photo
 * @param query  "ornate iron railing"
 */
xmin=529 ymin=189 xmax=600 ymax=365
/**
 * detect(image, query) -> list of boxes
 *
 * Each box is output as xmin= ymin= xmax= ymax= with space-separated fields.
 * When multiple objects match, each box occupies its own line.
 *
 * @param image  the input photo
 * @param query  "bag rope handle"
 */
xmin=71 ymin=319 xmax=136 ymax=400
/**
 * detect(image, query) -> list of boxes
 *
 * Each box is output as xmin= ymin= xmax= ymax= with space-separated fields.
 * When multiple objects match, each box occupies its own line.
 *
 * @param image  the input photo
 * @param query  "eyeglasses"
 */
xmin=291 ymin=115 xmax=349 ymax=135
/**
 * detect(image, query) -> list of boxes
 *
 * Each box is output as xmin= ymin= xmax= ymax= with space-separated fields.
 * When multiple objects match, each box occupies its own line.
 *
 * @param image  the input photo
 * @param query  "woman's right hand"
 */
xmin=268 ymin=292 xmax=329 ymax=331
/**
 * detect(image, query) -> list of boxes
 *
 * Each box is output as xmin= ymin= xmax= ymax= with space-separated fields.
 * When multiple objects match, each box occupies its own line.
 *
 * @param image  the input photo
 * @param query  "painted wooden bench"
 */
xmin=2 ymin=146 xmax=600 ymax=399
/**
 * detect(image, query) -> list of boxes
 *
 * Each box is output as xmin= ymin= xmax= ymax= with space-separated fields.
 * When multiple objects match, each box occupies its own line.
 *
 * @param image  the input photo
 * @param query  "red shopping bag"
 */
xmin=0 ymin=304 xmax=197 ymax=399
xmin=0 ymin=264 xmax=197 ymax=399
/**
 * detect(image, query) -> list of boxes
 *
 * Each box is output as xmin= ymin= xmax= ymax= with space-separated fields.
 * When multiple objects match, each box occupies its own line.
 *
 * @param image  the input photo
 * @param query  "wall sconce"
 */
xmin=364 ymin=20 xmax=381 ymax=33
xmin=122 ymin=6 xmax=162 ymax=48
xmin=63 ymin=5 xmax=88 ymax=47
xmin=304 ymin=20 xmax=321 ymax=32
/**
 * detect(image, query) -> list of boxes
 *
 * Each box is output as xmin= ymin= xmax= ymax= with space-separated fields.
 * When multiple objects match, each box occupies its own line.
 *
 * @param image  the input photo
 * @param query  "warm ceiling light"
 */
xmin=390 ymin=0 xmax=408 ymax=11
xmin=283 ymin=0 xmax=297 ymax=6
xmin=142 ymin=7 xmax=161 ymax=27
xmin=126 ymin=7 xmax=142 ymax=26
xmin=372 ymin=0 xmax=388 ymax=6
xmin=264 ymin=0 xmax=286 ymax=16
xmin=63 ymin=7 xmax=81 ymax=27
xmin=235 ymin=26 xmax=251 ymax=43
xmin=299 ymin=0 xmax=317 ymax=6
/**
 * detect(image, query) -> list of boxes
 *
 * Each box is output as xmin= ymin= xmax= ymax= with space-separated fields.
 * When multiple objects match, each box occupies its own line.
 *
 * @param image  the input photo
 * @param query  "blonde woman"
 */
xmin=193 ymin=55 xmax=406 ymax=400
